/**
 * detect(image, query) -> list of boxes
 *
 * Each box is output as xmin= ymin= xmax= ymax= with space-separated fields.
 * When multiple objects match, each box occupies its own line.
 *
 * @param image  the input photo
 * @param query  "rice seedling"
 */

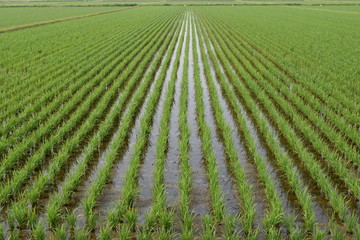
xmin=54 ymin=223 xmax=67 ymax=240
xmin=99 ymin=224 xmax=111 ymax=240
xmin=0 ymin=224 xmax=4 ymax=240
xmin=32 ymin=220 xmax=45 ymax=240
xmin=74 ymin=227 xmax=89 ymax=240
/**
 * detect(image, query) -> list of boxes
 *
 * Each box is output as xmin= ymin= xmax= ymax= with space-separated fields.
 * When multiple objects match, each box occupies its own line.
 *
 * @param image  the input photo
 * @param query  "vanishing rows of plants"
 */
xmin=0 ymin=7 xmax=358 ymax=239
xmin=0 ymin=7 xmax=186 ymax=239
xmin=194 ymin=8 xmax=359 ymax=238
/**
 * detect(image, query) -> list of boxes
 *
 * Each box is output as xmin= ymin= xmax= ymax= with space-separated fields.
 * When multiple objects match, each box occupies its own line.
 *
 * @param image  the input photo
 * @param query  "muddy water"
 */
xmin=187 ymin=14 xmax=211 ymax=235
xmin=193 ymin=22 xmax=241 ymax=220
xmin=136 ymin=20 xmax=185 ymax=226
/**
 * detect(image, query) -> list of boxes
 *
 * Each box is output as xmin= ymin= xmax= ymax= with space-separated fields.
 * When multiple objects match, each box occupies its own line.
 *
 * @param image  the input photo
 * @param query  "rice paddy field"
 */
xmin=0 ymin=4 xmax=359 ymax=239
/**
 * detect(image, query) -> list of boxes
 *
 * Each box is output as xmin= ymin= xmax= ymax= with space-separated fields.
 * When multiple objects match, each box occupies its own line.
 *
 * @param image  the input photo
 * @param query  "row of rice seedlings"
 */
xmin=255 ymin=10 xmax=360 ymax=105
xmin=27 ymin=11 xmax=179 ymax=226
xmin=80 ymin=16 xmax=181 ymax=232
xmin=0 ymin=11 xmax=167 ymax=154
xmin=209 ymin=10 xmax=359 ymax=131
xmin=264 ymin=73 xmax=360 ymax=165
xmin=0 ymin=13 xmax=177 ymax=156
xmin=228 ymin=41 xmax=360 ymax=197
xmin=0 ymin=12 xmax=176 ymax=172
xmin=0 ymin=18 xmax=135 ymax=129
xmin=7 ymin=74 xmax=123 ymax=232
xmin=0 ymin=10 xmax=181 ymax=238
xmin=0 ymin=10 xmax=145 ymax=122
xmin=1 ymin=44 xmax=126 ymax=158
xmin=0 ymin=11 xmax=180 ymax=207
xmin=201 ymin=10 xmax=358 ymax=126
xmin=220 ymin=22 xmax=360 ymax=149
xmin=2 ymin=73 xmax=113 ymax=177
xmin=0 ymin=9 xmax=170 ymax=113
xmin=195 ymin=15 xmax=287 ymax=238
xmin=231 ymin=59 xmax=360 ymax=231
xmin=0 ymin=69 xmax=122 ymax=204
xmin=212 ymin=13 xmax=358 ymax=122
xmin=199 ymin=13 xmax=319 ymax=235
xmin=0 ymin=7 xmax=141 ymax=92
xmin=120 ymin=15 xmax=185 ymax=226
xmin=98 ymin=12 xmax=185 ymax=236
xmin=195 ymin=35 xmax=245 ymax=239
xmin=0 ymin=35 xmax=114 ymax=132
xmin=207 ymin=7 xmax=360 ymax=211
xmin=198 ymin=11 xmax=302 ymax=236
xmin=186 ymin=15 xmax=213 ymax=235
xmin=193 ymin=15 xmax=242 ymax=221
xmin=190 ymin=15 xmax=231 ymax=238
xmin=197 ymin=15 xmax=328 ymax=237
xmin=0 ymin=10 xmax=176 ymax=173
xmin=5 ymin=37 xmax=167 ymax=231
xmin=43 ymin=10 xmax=181 ymax=233
xmin=208 ymin=16 xmax=360 ymax=200
xmin=0 ymin=43 xmax=142 ymax=178
xmin=266 ymin=83 xmax=360 ymax=196
xmin=206 ymin=14 xmax=359 ymax=236
xmin=245 ymin=71 xmax=360 ymax=233
xmin=142 ymin=14 xmax=188 ymax=238
xmin=77 ymin=13 xmax=180 ymax=233
xmin=177 ymin=17 xmax=194 ymax=239
xmin=106 ymin=15 xmax=185 ymax=236
xmin=0 ymin=7 xmax=130 ymax=87
xmin=198 ymin=17 xmax=336 ymax=236
xmin=287 ymin=86 xmax=360 ymax=149
xmin=0 ymin=26 xmax=108 ymax=108
xmin=212 ymin=19 xmax=360 ymax=169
